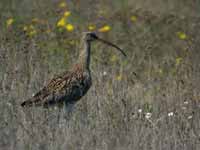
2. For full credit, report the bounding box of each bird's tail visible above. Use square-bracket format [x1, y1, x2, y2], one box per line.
[21, 100, 34, 107]
[21, 97, 40, 107]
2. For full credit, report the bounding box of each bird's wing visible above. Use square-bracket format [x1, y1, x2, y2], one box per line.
[21, 71, 73, 107]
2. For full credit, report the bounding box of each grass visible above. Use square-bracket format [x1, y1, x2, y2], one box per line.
[0, 0, 200, 149]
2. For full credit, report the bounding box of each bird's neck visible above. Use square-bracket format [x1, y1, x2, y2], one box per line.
[78, 40, 91, 70]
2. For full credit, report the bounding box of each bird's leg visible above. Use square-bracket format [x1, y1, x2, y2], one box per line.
[63, 101, 75, 122]
[56, 107, 61, 124]
[56, 102, 64, 124]
[42, 92, 60, 124]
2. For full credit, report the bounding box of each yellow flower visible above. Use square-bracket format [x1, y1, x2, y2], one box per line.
[130, 15, 137, 22]
[6, 18, 14, 27]
[116, 74, 122, 81]
[177, 32, 187, 40]
[176, 57, 183, 65]
[65, 24, 74, 31]
[32, 18, 39, 23]
[29, 25, 35, 30]
[98, 25, 111, 32]
[63, 11, 71, 17]
[23, 25, 37, 37]
[59, 1, 67, 8]
[23, 25, 28, 31]
[28, 30, 37, 37]
[88, 25, 96, 31]
[110, 55, 117, 62]
[57, 17, 66, 27]
[158, 69, 163, 74]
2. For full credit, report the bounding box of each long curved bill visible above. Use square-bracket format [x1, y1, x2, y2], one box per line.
[96, 37, 126, 57]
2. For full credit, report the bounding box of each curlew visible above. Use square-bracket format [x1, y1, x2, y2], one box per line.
[21, 32, 126, 108]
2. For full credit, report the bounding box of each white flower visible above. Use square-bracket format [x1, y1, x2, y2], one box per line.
[138, 109, 142, 113]
[188, 115, 193, 119]
[168, 112, 174, 117]
[103, 71, 107, 76]
[145, 112, 152, 119]
[7, 102, 12, 107]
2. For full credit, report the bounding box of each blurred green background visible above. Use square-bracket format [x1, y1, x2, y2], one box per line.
[0, 0, 200, 150]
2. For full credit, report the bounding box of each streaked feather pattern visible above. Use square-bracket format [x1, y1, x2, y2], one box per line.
[21, 65, 92, 108]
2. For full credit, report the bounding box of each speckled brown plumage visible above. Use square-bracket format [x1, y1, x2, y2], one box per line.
[21, 64, 92, 107]
[21, 32, 125, 108]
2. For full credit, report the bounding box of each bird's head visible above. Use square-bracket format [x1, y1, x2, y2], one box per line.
[83, 32, 98, 42]
[82, 32, 126, 57]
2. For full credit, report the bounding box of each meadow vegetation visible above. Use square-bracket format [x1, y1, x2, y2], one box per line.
[0, 0, 200, 149]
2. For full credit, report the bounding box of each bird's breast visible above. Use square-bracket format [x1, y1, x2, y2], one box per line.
[65, 71, 92, 102]
[81, 72, 92, 94]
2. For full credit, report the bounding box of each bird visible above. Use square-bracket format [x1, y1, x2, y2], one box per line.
[21, 32, 126, 108]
